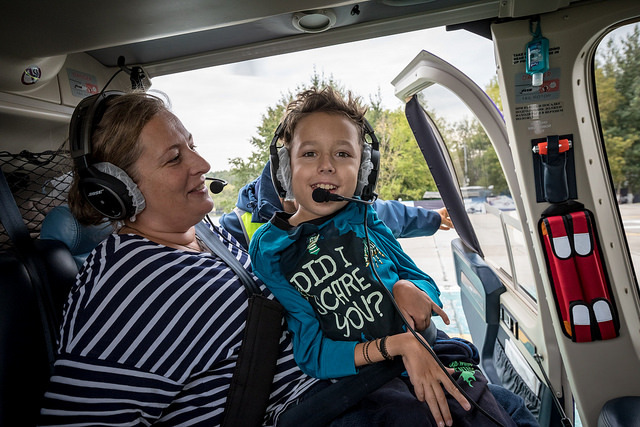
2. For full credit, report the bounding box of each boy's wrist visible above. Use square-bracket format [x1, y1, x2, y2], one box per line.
[392, 279, 414, 296]
[387, 332, 413, 357]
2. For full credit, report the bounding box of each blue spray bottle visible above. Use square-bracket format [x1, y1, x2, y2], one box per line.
[526, 19, 549, 87]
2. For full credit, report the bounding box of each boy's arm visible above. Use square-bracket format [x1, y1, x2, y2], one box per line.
[368, 209, 443, 308]
[249, 223, 358, 379]
[372, 199, 442, 238]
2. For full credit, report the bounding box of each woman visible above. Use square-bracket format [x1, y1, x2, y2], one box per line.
[39, 92, 320, 425]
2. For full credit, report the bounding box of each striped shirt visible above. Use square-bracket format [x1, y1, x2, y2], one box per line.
[40, 223, 318, 426]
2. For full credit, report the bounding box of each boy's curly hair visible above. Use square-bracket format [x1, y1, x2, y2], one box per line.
[279, 86, 368, 147]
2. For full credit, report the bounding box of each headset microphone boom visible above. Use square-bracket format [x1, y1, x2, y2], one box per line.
[311, 187, 373, 205]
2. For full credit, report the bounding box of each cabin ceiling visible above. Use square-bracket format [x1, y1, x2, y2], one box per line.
[2, 0, 587, 78]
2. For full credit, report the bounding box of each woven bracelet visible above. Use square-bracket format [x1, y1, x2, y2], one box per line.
[363, 341, 374, 364]
[379, 336, 393, 360]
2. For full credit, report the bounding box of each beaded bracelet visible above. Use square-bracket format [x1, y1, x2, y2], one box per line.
[363, 340, 374, 364]
[379, 336, 393, 361]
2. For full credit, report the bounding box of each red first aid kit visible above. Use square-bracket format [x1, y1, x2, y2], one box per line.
[539, 208, 619, 342]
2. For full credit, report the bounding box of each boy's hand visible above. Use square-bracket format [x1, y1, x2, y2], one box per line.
[393, 280, 450, 331]
[436, 207, 453, 230]
[390, 332, 471, 427]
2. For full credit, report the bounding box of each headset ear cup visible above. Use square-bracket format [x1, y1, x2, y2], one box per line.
[362, 147, 379, 201]
[80, 169, 132, 220]
[269, 122, 288, 199]
[81, 163, 145, 220]
[275, 148, 294, 200]
[360, 119, 380, 201]
[356, 144, 373, 197]
[69, 90, 143, 219]
[269, 153, 286, 199]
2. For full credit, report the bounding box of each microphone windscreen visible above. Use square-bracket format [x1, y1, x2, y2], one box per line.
[312, 188, 331, 203]
[208, 178, 228, 194]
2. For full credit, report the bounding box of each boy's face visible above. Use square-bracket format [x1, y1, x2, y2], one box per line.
[288, 112, 361, 226]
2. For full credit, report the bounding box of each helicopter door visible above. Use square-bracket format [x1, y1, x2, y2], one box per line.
[391, 50, 558, 424]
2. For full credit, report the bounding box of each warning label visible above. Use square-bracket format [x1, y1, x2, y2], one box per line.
[515, 102, 563, 121]
[67, 69, 99, 98]
[515, 68, 561, 104]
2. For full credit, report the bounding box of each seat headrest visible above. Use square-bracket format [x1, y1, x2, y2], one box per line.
[40, 205, 111, 269]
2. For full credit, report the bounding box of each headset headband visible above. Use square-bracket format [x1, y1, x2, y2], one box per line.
[69, 90, 145, 220]
[70, 90, 125, 171]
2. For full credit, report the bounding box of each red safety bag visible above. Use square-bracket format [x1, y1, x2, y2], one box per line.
[538, 204, 619, 342]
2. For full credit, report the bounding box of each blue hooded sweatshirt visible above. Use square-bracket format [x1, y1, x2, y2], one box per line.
[249, 201, 442, 379]
[219, 161, 443, 249]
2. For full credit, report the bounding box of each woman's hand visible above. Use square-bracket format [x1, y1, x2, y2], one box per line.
[436, 207, 453, 230]
[393, 280, 450, 331]
[390, 332, 471, 427]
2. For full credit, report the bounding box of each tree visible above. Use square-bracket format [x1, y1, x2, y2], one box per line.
[227, 101, 285, 185]
[207, 169, 238, 213]
[596, 25, 640, 193]
[485, 75, 503, 111]
[226, 72, 436, 205]
[374, 108, 436, 200]
[224, 71, 505, 210]
[227, 69, 345, 184]
[595, 66, 632, 192]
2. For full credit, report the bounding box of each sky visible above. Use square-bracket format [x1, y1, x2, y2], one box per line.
[150, 26, 496, 172]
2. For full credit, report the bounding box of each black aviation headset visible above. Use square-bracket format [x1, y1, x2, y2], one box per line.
[69, 90, 146, 220]
[269, 118, 380, 202]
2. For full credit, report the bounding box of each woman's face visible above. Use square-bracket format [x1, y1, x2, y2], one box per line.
[133, 111, 213, 232]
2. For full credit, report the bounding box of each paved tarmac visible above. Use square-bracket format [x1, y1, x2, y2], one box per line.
[399, 231, 471, 340]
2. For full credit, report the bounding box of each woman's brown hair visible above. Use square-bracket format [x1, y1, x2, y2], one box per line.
[68, 92, 168, 225]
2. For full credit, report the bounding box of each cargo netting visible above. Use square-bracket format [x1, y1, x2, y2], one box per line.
[0, 144, 72, 250]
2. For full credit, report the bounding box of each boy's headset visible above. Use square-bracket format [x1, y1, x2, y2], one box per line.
[69, 90, 146, 221]
[269, 118, 380, 202]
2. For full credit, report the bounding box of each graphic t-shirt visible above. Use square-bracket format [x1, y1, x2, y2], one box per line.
[250, 202, 441, 379]
[280, 222, 403, 341]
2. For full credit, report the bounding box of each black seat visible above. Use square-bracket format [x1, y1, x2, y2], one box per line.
[597, 396, 640, 427]
[0, 239, 78, 426]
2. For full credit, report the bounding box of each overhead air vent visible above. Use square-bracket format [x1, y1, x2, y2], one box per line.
[291, 9, 337, 33]
[378, 0, 436, 5]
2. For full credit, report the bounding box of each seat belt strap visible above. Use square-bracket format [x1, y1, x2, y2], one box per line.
[195, 221, 283, 427]
[195, 221, 259, 295]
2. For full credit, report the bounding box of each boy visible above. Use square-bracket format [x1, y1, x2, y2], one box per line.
[249, 87, 521, 427]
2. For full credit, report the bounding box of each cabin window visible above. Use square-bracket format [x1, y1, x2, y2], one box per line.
[415, 87, 538, 302]
[595, 22, 640, 285]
